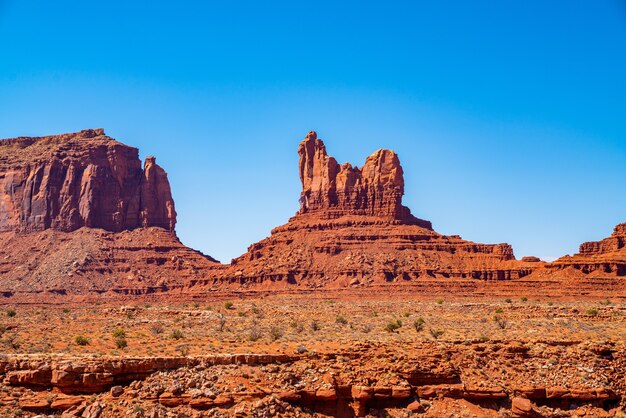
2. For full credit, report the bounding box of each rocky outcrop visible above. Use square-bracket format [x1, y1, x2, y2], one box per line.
[218, 131, 533, 288]
[550, 223, 626, 276]
[0, 129, 176, 233]
[298, 131, 430, 227]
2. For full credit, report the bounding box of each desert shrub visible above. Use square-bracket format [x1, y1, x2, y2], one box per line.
[479, 335, 490, 342]
[290, 321, 304, 333]
[115, 337, 127, 349]
[310, 320, 321, 332]
[586, 309, 598, 316]
[75, 336, 89, 346]
[269, 326, 284, 341]
[494, 308, 503, 314]
[599, 299, 612, 306]
[505, 298, 512, 304]
[248, 326, 261, 342]
[223, 301, 234, 310]
[6, 309, 16, 318]
[493, 315, 507, 329]
[150, 323, 165, 335]
[402, 312, 410, 317]
[413, 317, 425, 332]
[385, 320, 403, 333]
[217, 315, 226, 332]
[547, 301, 554, 306]
[335, 315, 348, 325]
[112, 328, 126, 338]
[521, 297, 528, 302]
[436, 299, 444, 305]
[429, 329, 444, 339]
[362, 324, 374, 333]
[238, 311, 247, 317]
[170, 329, 184, 340]
[62, 308, 70, 314]
[193, 303, 200, 309]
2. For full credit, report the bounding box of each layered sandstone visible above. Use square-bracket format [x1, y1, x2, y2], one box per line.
[298, 131, 430, 227]
[550, 222, 626, 276]
[0, 129, 175, 233]
[0, 129, 218, 299]
[219, 131, 533, 288]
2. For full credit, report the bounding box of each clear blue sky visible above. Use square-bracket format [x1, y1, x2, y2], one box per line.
[1, 1, 625, 262]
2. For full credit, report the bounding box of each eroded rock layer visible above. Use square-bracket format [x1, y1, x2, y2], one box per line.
[0, 129, 175, 233]
[219, 132, 533, 288]
[550, 223, 626, 276]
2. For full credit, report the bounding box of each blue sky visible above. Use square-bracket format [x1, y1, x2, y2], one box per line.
[1, 1, 625, 262]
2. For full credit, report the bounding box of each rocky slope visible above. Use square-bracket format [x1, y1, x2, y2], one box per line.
[0, 129, 218, 299]
[216, 132, 536, 289]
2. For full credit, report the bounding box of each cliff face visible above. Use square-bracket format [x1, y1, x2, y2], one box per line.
[0, 129, 176, 233]
[298, 131, 431, 227]
[218, 131, 532, 289]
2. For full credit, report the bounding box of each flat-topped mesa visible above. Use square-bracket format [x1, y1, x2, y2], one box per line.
[298, 131, 431, 228]
[0, 129, 176, 233]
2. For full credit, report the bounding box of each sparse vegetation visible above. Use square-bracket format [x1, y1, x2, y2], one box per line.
[436, 299, 444, 305]
[269, 326, 284, 341]
[248, 326, 261, 342]
[586, 309, 598, 316]
[495, 308, 503, 314]
[385, 320, 403, 333]
[521, 297, 528, 302]
[116, 337, 127, 349]
[335, 315, 348, 325]
[311, 320, 321, 332]
[223, 301, 234, 310]
[170, 329, 184, 340]
[505, 298, 512, 304]
[413, 317, 425, 332]
[113, 328, 126, 338]
[75, 335, 89, 346]
[6, 309, 16, 318]
[429, 328, 444, 339]
[493, 315, 507, 329]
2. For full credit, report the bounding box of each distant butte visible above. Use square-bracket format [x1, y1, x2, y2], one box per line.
[220, 131, 535, 289]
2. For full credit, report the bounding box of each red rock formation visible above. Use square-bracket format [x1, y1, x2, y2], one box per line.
[0, 129, 176, 233]
[298, 131, 430, 227]
[550, 223, 626, 276]
[0, 129, 218, 299]
[219, 131, 532, 288]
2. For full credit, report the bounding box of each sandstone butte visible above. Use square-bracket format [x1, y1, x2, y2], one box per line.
[0, 129, 218, 299]
[0, 128, 624, 299]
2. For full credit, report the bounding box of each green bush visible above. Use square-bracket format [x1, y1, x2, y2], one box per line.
[75, 336, 89, 346]
[586, 309, 598, 316]
[413, 317, 425, 332]
[223, 301, 234, 310]
[112, 328, 126, 338]
[385, 320, 403, 333]
[116, 337, 127, 349]
[6, 309, 16, 318]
